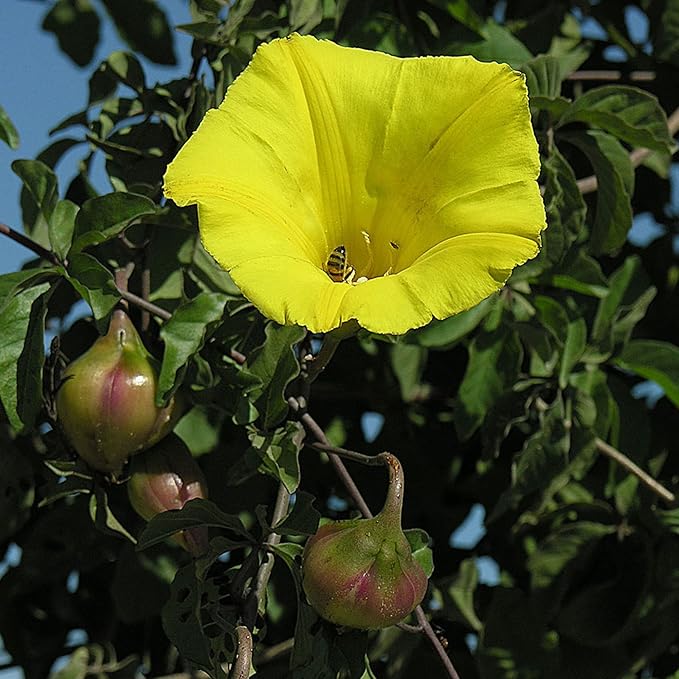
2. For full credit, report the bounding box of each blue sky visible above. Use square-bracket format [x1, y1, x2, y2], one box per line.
[0, 0, 193, 274]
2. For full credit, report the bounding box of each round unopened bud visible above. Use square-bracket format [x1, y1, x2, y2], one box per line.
[302, 454, 428, 629]
[127, 435, 208, 555]
[56, 309, 179, 476]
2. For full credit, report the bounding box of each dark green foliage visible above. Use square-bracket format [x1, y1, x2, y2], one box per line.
[2, 1, 679, 678]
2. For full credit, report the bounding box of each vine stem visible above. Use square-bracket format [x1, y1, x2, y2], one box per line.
[243, 482, 291, 631]
[287, 396, 461, 679]
[0, 222, 59, 264]
[595, 437, 676, 505]
[229, 626, 253, 679]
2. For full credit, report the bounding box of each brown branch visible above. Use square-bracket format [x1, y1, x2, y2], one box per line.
[229, 626, 253, 679]
[287, 396, 461, 679]
[576, 106, 679, 195]
[566, 70, 655, 82]
[595, 437, 676, 505]
[0, 222, 59, 265]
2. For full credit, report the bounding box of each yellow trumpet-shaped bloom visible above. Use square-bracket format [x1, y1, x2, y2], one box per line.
[164, 34, 546, 335]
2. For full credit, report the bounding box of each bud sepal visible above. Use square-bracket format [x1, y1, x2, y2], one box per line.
[127, 435, 209, 555]
[56, 309, 180, 476]
[302, 454, 430, 629]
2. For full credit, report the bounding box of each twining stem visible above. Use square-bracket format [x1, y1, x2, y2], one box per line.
[229, 626, 253, 679]
[243, 482, 291, 631]
[595, 437, 676, 505]
[287, 395, 461, 679]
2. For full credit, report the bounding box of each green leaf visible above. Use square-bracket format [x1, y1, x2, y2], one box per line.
[592, 256, 655, 354]
[49, 647, 89, 679]
[49, 199, 78, 260]
[559, 310, 587, 389]
[528, 521, 615, 589]
[162, 563, 214, 674]
[439, 558, 482, 632]
[65, 253, 119, 323]
[0, 282, 50, 432]
[521, 54, 564, 99]
[248, 323, 305, 430]
[0, 438, 35, 542]
[522, 145, 586, 275]
[71, 192, 156, 253]
[614, 340, 679, 408]
[390, 343, 427, 402]
[655, 0, 679, 65]
[274, 490, 321, 536]
[12, 159, 58, 223]
[157, 291, 229, 405]
[564, 130, 633, 254]
[88, 486, 136, 543]
[42, 0, 100, 67]
[0, 269, 58, 315]
[137, 498, 252, 550]
[464, 21, 533, 68]
[106, 51, 146, 92]
[406, 296, 494, 349]
[290, 0, 324, 32]
[0, 102, 19, 149]
[101, 0, 177, 65]
[558, 85, 674, 152]
[404, 528, 434, 578]
[454, 325, 523, 440]
[227, 421, 305, 493]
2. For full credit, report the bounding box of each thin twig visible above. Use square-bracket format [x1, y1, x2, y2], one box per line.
[566, 70, 655, 82]
[0, 222, 59, 264]
[254, 637, 295, 665]
[288, 396, 460, 679]
[595, 437, 676, 505]
[289, 396, 373, 518]
[576, 106, 679, 195]
[229, 626, 253, 679]
[243, 482, 291, 630]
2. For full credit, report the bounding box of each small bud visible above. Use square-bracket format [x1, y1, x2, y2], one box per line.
[56, 309, 179, 476]
[302, 454, 428, 629]
[127, 435, 209, 555]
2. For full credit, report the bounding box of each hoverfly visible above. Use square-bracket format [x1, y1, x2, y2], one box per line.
[325, 245, 356, 283]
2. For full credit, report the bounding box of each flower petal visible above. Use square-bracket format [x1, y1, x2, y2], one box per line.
[164, 34, 545, 335]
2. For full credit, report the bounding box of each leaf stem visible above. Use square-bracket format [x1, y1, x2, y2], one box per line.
[595, 437, 676, 505]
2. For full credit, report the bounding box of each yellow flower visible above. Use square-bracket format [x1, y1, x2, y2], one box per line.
[164, 34, 545, 335]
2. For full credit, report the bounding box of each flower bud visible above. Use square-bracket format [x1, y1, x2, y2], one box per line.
[302, 454, 428, 629]
[56, 309, 179, 476]
[127, 435, 209, 555]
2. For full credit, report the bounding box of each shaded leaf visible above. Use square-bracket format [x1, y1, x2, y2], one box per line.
[614, 340, 679, 408]
[138, 498, 252, 550]
[404, 527, 434, 578]
[42, 0, 100, 67]
[274, 490, 320, 537]
[101, 0, 177, 65]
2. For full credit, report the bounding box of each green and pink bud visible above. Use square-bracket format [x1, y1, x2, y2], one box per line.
[302, 454, 428, 629]
[56, 309, 179, 476]
[127, 435, 209, 556]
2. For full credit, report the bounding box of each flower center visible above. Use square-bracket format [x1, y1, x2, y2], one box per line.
[324, 232, 401, 284]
